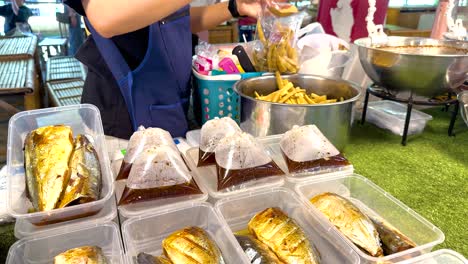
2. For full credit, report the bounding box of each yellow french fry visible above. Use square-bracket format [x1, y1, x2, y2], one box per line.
[275, 71, 283, 90]
[279, 89, 298, 103]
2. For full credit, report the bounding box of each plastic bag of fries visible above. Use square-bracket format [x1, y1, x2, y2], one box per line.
[253, 2, 305, 74]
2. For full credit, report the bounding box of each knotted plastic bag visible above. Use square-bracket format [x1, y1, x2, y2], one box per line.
[116, 126, 177, 180]
[118, 145, 202, 205]
[280, 125, 350, 174]
[214, 132, 284, 191]
[198, 117, 241, 167]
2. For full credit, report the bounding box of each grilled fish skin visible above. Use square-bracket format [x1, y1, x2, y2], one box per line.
[310, 193, 383, 257]
[53, 245, 108, 264]
[162, 226, 223, 264]
[24, 125, 74, 211]
[370, 216, 416, 255]
[137, 253, 173, 264]
[248, 207, 321, 264]
[57, 134, 102, 208]
[235, 234, 284, 264]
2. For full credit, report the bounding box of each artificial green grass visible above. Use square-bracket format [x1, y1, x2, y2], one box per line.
[345, 107, 468, 257]
[0, 107, 466, 261]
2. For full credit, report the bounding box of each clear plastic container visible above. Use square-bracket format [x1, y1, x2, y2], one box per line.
[184, 146, 285, 200]
[116, 170, 209, 218]
[6, 222, 125, 264]
[366, 101, 433, 136]
[215, 187, 360, 264]
[398, 249, 468, 264]
[14, 196, 118, 239]
[185, 129, 201, 147]
[259, 134, 354, 183]
[7, 104, 114, 225]
[295, 174, 445, 263]
[0, 166, 14, 224]
[122, 202, 249, 264]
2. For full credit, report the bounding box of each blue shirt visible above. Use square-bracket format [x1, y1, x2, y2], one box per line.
[0, 4, 32, 34]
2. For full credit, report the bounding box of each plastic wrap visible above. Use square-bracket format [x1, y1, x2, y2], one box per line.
[116, 126, 177, 180]
[252, 2, 305, 73]
[198, 117, 241, 167]
[280, 125, 350, 174]
[214, 132, 284, 191]
[118, 146, 202, 205]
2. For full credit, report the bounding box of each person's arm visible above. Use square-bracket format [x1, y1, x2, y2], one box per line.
[0, 5, 9, 17]
[190, 0, 262, 33]
[82, 0, 191, 38]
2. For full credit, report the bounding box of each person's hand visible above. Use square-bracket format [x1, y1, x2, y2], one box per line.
[236, 0, 264, 18]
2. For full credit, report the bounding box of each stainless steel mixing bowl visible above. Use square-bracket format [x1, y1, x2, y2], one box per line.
[234, 75, 361, 150]
[354, 36, 468, 97]
[459, 91, 468, 127]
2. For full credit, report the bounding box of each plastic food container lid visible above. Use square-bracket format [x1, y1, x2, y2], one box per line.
[122, 202, 248, 264]
[6, 222, 125, 264]
[368, 101, 433, 122]
[295, 173, 445, 264]
[14, 196, 118, 239]
[398, 249, 467, 264]
[6, 104, 114, 226]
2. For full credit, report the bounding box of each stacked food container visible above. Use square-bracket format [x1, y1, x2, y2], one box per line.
[4, 104, 466, 264]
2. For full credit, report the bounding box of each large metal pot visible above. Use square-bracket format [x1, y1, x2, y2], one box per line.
[234, 75, 361, 150]
[459, 91, 468, 127]
[354, 37, 468, 97]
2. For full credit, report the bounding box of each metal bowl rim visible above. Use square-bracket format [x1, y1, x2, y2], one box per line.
[233, 74, 362, 107]
[458, 91, 468, 103]
[354, 36, 468, 58]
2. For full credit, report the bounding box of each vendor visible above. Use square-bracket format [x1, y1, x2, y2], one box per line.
[0, 0, 32, 36]
[64, 0, 261, 139]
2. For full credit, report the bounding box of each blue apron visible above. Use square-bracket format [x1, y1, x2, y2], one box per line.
[85, 6, 192, 137]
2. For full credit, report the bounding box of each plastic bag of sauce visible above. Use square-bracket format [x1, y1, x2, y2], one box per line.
[214, 132, 284, 191]
[280, 125, 350, 174]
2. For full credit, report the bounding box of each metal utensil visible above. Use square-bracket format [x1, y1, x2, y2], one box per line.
[354, 36, 468, 97]
[234, 74, 361, 150]
[459, 91, 468, 127]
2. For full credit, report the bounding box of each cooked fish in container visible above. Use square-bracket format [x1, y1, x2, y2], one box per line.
[370, 216, 416, 255]
[162, 226, 224, 264]
[137, 253, 172, 264]
[24, 125, 75, 212]
[248, 207, 321, 264]
[53, 245, 108, 264]
[58, 134, 102, 208]
[235, 234, 283, 264]
[310, 192, 383, 257]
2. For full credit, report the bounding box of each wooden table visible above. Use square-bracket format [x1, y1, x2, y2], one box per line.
[0, 36, 41, 113]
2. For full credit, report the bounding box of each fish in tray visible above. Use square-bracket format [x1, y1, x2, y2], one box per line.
[310, 193, 383, 257]
[235, 234, 283, 264]
[57, 134, 102, 208]
[53, 245, 108, 264]
[248, 207, 321, 264]
[137, 253, 173, 264]
[162, 226, 224, 264]
[24, 125, 74, 211]
[370, 216, 416, 255]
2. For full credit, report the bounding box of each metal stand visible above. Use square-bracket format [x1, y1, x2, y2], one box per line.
[361, 84, 459, 146]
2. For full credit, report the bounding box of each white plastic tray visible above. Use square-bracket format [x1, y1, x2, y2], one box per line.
[215, 187, 360, 263]
[295, 174, 445, 264]
[398, 249, 468, 264]
[122, 202, 249, 264]
[6, 222, 125, 264]
[366, 101, 433, 136]
[15, 196, 118, 239]
[7, 104, 114, 225]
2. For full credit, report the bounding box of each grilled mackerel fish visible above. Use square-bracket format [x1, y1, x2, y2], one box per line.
[24, 125, 74, 211]
[248, 207, 321, 264]
[235, 234, 284, 264]
[370, 216, 416, 255]
[310, 193, 383, 257]
[137, 252, 173, 264]
[162, 226, 223, 264]
[57, 134, 102, 208]
[53, 245, 108, 264]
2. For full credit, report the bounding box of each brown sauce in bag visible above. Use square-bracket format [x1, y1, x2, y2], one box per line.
[216, 161, 284, 191]
[118, 179, 203, 205]
[282, 151, 350, 174]
[197, 149, 216, 167]
[116, 161, 132, 181]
